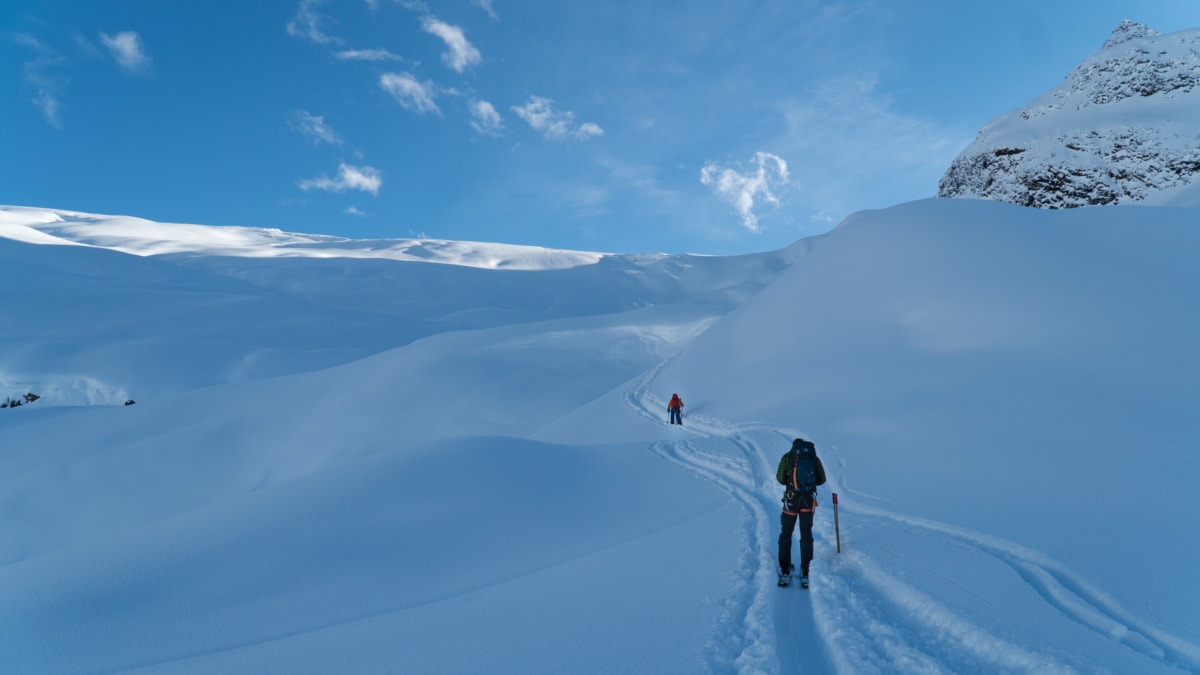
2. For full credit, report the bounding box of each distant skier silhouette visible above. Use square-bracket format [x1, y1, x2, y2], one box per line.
[667, 393, 684, 425]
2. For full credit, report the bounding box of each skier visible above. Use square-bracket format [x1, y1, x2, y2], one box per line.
[667, 393, 684, 425]
[776, 437, 826, 587]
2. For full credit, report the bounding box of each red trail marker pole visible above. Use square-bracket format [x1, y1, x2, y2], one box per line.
[832, 492, 841, 553]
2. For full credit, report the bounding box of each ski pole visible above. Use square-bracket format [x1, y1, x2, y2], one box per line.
[833, 492, 841, 553]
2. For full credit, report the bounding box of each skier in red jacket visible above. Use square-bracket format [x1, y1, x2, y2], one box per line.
[667, 394, 684, 425]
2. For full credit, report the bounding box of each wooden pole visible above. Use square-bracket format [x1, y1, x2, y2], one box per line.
[833, 492, 841, 553]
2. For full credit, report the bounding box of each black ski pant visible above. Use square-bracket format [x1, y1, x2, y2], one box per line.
[778, 510, 814, 575]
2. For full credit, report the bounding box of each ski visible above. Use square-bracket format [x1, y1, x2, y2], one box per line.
[778, 564, 794, 587]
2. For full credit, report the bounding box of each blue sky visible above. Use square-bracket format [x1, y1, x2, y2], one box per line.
[4, 0, 1199, 254]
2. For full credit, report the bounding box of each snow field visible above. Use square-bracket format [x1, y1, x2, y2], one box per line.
[2, 200, 1198, 673]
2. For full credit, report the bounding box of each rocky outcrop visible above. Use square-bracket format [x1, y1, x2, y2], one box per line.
[2, 392, 40, 409]
[938, 21, 1200, 208]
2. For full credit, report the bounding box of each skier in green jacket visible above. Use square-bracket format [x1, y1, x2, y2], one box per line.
[776, 437, 827, 587]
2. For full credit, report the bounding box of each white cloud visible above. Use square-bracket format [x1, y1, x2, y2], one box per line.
[99, 31, 151, 75]
[287, 0, 342, 45]
[468, 99, 503, 135]
[289, 111, 341, 146]
[15, 34, 66, 128]
[298, 163, 382, 195]
[700, 152, 791, 233]
[511, 96, 604, 142]
[576, 122, 604, 138]
[345, 205, 369, 216]
[334, 48, 402, 62]
[380, 72, 439, 114]
[420, 17, 481, 73]
[472, 0, 499, 20]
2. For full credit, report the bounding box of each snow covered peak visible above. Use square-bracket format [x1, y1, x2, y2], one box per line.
[1101, 19, 1159, 49]
[938, 22, 1200, 209]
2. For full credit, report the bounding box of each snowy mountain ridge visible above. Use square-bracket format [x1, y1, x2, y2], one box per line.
[0, 205, 611, 270]
[938, 20, 1200, 208]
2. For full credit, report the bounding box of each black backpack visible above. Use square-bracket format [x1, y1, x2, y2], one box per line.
[781, 441, 818, 514]
[789, 443, 817, 493]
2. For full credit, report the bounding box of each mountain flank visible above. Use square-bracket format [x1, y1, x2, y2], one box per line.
[939, 20, 1200, 208]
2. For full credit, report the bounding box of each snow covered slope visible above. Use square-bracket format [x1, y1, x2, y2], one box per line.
[939, 20, 1200, 208]
[0, 205, 793, 400]
[657, 197, 1200, 671]
[1, 201, 1198, 673]
[0, 205, 607, 269]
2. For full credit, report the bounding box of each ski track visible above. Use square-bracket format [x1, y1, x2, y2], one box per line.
[844, 501, 1200, 673]
[629, 366, 1200, 675]
[626, 368, 829, 674]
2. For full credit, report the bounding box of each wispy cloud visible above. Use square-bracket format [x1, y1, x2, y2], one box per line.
[468, 99, 503, 136]
[289, 111, 341, 146]
[511, 96, 603, 142]
[420, 17, 481, 73]
[298, 163, 382, 195]
[700, 152, 791, 232]
[380, 72, 439, 115]
[99, 31, 151, 75]
[345, 205, 369, 216]
[773, 75, 971, 227]
[334, 48, 402, 62]
[15, 34, 67, 128]
[287, 0, 342, 45]
[472, 0, 499, 20]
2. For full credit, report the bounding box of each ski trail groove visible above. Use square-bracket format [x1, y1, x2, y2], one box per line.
[628, 365, 1199, 673]
[627, 368, 830, 674]
[650, 439, 777, 673]
[843, 502, 1200, 672]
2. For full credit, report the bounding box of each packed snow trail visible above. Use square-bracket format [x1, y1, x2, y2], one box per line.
[624, 368, 835, 674]
[626, 368, 1200, 674]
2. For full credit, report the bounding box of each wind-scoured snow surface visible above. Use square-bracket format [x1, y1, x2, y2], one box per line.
[1, 201, 1197, 674]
